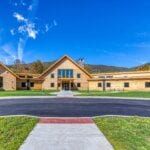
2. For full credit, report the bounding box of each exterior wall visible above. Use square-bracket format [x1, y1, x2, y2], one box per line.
[17, 79, 42, 90]
[42, 59, 90, 90]
[89, 79, 150, 91]
[92, 71, 150, 79]
[0, 66, 16, 90]
[2, 56, 150, 92]
[88, 81, 103, 91]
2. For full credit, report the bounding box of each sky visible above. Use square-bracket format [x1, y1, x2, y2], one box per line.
[0, 0, 150, 67]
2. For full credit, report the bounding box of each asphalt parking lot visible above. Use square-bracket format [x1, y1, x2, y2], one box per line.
[0, 98, 150, 117]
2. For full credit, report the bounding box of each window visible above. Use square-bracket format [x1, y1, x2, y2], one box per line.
[124, 82, 129, 87]
[19, 76, 25, 78]
[99, 76, 105, 78]
[77, 73, 81, 78]
[21, 82, 26, 87]
[30, 82, 34, 87]
[0, 77, 3, 88]
[66, 70, 69, 78]
[27, 76, 33, 78]
[51, 73, 54, 78]
[98, 83, 102, 87]
[50, 83, 54, 87]
[58, 83, 60, 87]
[77, 83, 81, 87]
[71, 83, 74, 87]
[106, 76, 113, 78]
[106, 83, 111, 87]
[145, 82, 150, 88]
[58, 69, 73, 78]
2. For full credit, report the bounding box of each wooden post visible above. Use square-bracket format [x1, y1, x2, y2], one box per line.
[69, 80, 71, 91]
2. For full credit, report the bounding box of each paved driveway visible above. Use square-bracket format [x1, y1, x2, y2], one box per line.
[0, 98, 150, 117]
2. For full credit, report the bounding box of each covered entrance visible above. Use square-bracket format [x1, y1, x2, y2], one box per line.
[62, 82, 69, 90]
[58, 79, 74, 91]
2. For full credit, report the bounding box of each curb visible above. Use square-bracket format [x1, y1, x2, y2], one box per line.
[0, 96, 150, 100]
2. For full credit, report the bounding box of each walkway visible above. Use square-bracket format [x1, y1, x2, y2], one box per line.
[19, 118, 113, 150]
[54, 90, 79, 97]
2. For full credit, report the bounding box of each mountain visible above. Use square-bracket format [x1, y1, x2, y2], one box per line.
[7, 58, 150, 74]
[132, 63, 150, 71]
[84, 64, 129, 73]
[7, 60, 130, 74]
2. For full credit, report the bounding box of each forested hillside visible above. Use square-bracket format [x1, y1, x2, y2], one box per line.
[7, 59, 150, 74]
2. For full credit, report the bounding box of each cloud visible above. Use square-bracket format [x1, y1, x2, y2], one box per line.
[28, 5, 33, 11]
[20, 0, 26, 6]
[8, 0, 57, 63]
[17, 38, 25, 61]
[2, 44, 16, 60]
[18, 22, 38, 39]
[135, 59, 148, 65]
[0, 44, 17, 64]
[45, 24, 49, 32]
[13, 12, 28, 22]
[126, 42, 150, 49]
[13, 12, 38, 39]
[26, 24, 38, 39]
[10, 29, 15, 35]
[10, 0, 26, 7]
[136, 31, 150, 38]
[53, 19, 58, 26]
[13, 2, 18, 6]
[44, 20, 58, 33]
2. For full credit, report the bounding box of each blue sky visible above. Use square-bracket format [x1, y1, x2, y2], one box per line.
[0, 0, 150, 67]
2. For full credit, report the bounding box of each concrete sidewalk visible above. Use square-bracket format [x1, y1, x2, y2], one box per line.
[0, 95, 150, 100]
[19, 118, 113, 150]
[53, 90, 80, 97]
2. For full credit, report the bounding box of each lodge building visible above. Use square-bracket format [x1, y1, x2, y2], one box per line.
[1, 55, 150, 91]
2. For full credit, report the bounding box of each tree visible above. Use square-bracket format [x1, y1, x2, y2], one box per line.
[30, 60, 44, 74]
[12, 59, 26, 73]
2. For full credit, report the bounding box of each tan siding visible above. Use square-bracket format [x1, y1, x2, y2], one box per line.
[17, 80, 42, 90]
[0, 66, 16, 90]
[42, 59, 89, 90]
[89, 79, 150, 91]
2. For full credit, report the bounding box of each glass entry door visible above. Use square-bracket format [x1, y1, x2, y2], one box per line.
[62, 83, 69, 90]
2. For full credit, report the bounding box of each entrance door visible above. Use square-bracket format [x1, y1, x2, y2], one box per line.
[62, 83, 69, 90]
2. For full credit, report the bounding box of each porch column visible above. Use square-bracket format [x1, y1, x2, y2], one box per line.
[60, 80, 62, 90]
[69, 80, 71, 91]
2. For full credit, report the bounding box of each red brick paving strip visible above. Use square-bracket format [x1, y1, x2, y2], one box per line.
[39, 118, 94, 124]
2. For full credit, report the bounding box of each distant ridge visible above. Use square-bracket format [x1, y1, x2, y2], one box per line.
[133, 63, 150, 71]
[84, 64, 129, 73]
[7, 59, 150, 73]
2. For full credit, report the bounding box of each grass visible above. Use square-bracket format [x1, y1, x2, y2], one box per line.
[78, 90, 150, 98]
[0, 90, 58, 96]
[94, 116, 150, 150]
[0, 116, 38, 150]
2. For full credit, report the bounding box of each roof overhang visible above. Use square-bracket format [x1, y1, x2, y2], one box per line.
[88, 77, 150, 81]
[0, 62, 19, 78]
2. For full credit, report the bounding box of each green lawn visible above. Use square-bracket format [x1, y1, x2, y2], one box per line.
[94, 116, 150, 150]
[78, 90, 150, 98]
[0, 117, 38, 150]
[0, 90, 58, 96]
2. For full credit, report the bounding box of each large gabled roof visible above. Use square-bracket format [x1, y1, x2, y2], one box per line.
[0, 62, 19, 78]
[39, 55, 92, 78]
